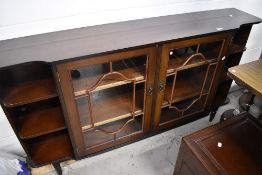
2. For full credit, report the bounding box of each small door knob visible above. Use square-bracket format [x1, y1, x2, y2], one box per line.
[159, 82, 164, 91]
[148, 86, 153, 96]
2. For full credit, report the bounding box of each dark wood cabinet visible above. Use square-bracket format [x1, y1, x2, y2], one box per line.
[0, 8, 261, 168]
[173, 114, 262, 175]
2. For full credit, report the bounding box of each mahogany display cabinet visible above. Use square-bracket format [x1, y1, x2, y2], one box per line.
[0, 8, 261, 170]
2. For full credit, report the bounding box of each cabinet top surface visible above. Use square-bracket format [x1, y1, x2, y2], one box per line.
[0, 8, 261, 68]
[228, 60, 262, 98]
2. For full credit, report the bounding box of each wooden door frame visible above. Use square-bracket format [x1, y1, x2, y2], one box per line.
[55, 46, 157, 157]
[152, 32, 234, 129]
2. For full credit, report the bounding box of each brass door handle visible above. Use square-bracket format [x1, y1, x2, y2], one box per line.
[147, 86, 153, 96]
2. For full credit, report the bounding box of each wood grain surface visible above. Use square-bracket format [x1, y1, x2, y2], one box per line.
[228, 59, 262, 98]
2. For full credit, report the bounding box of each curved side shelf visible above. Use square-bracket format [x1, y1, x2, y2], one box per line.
[3, 78, 57, 107]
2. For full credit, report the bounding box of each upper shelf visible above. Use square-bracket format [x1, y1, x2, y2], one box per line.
[72, 56, 147, 97]
[3, 78, 57, 107]
[167, 55, 207, 74]
[73, 66, 145, 97]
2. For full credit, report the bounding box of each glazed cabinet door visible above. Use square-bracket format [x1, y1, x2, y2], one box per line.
[153, 33, 232, 129]
[56, 47, 156, 157]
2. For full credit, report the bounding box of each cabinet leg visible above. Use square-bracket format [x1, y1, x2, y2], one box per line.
[52, 162, 62, 175]
[209, 110, 217, 122]
[209, 97, 231, 122]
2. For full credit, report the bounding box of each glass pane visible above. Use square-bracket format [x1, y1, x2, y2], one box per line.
[71, 63, 109, 96]
[199, 41, 223, 61]
[164, 64, 208, 105]
[160, 94, 207, 124]
[77, 83, 144, 130]
[113, 55, 147, 82]
[182, 94, 207, 116]
[168, 45, 199, 73]
[160, 107, 181, 124]
[116, 115, 143, 139]
[83, 115, 143, 149]
[70, 54, 148, 150]
[204, 64, 216, 93]
[71, 55, 147, 97]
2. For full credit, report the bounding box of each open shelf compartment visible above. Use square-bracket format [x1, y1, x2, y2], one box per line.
[28, 131, 73, 166]
[3, 78, 57, 107]
[17, 98, 66, 139]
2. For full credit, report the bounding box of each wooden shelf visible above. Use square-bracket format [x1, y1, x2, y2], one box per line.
[167, 55, 206, 74]
[74, 66, 145, 97]
[30, 132, 73, 166]
[79, 87, 144, 131]
[84, 116, 142, 148]
[19, 107, 66, 139]
[163, 76, 203, 106]
[3, 78, 57, 107]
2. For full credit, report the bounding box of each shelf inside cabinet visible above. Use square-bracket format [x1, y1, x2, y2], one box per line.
[72, 57, 146, 97]
[19, 106, 66, 139]
[167, 55, 206, 74]
[83, 115, 143, 148]
[77, 84, 145, 131]
[164, 66, 208, 106]
[163, 79, 201, 106]
[30, 132, 73, 166]
[74, 67, 145, 97]
[3, 78, 57, 107]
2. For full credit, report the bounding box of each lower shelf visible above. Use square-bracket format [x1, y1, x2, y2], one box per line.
[77, 83, 144, 130]
[29, 131, 73, 166]
[160, 95, 208, 125]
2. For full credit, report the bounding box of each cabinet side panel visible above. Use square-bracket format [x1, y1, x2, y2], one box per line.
[174, 141, 210, 175]
[56, 64, 86, 157]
